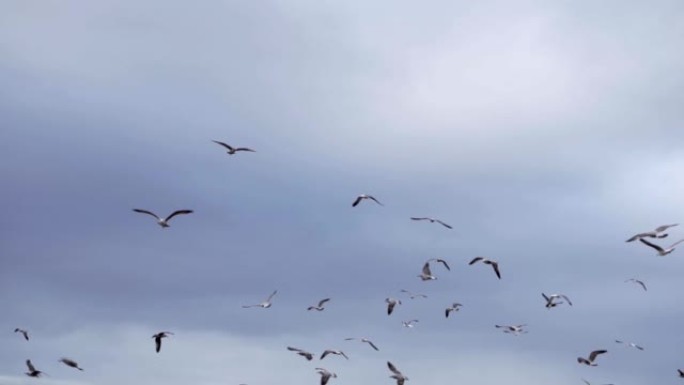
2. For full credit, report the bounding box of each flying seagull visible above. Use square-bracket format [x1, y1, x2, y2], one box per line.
[316, 368, 337, 385]
[308, 298, 331, 311]
[344, 337, 379, 351]
[469, 257, 501, 279]
[399, 289, 427, 299]
[14, 328, 29, 341]
[495, 324, 527, 335]
[242, 290, 278, 309]
[418, 258, 450, 281]
[352, 194, 383, 207]
[445, 302, 463, 318]
[25, 360, 45, 377]
[542, 293, 573, 308]
[638, 238, 684, 256]
[287, 346, 314, 361]
[625, 278, 647, 291]
[615, 340, 644, 350]
[320, 349, 349, 360]
[402, 319, 419, 328]
[152, 331, 174, 353]
[387, 361, 409, 385]
[132, 209, 193, 228]
[59, 358, 84, 371]
[626, 224, 678, 242]
[577, 349, 608, 366]
[410, 217, 453, 229]
[385, 298, 402, 315]
[211, 140, 256, 155]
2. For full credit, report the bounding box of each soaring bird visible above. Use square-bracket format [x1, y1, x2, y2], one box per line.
[344, 337, 379, 351]
[626, 224, 678, 242]
[615, 340, 644, 350]
[577, 350, 608, 366]
[320, 350, 349, 360]
[307, 298, 331, 311]
[410, 217, 453, 229]
[242, 290, 278, 309]
[625, 278, 647, 291]
[287, 346, 314, 361]
[638, 238, 684, 256]
[352, 194, 383, 207]
[542, 293, 573, 308]
[387, 361, 409, 385]
[25, 360, 45, 377]
[445, 303, 463, 318]
[495, 324, 527, 335]
[418, 259, 450, 281]
[469, 257, 501, 279]
[211, 140, 256, 155]
[132, 209, 193, 228]
[316, 368, 337, 385]
[385, 298, 402, 315]
[399, 289, 427, 300]
[152, 331, 174, 353]
[14, 328, 29, 341]
[59, 358, 84, 371]
[402, 319, 419, 328]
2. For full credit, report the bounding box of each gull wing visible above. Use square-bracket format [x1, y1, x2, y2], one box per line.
[655, 223, 678, 232]
[588, 349, 607, 362]
[165, 210, 194, 222]
[132, 209, 161, 220]
[469, 257, 484, 265]
[639, 238, 665, 253]
[410, 217, 428, 221]
[387, 361, 402, 375]
[421, 262, 432, 276]
[436, 220, 453, 229]
[212, 140, 234, 151]
[26, 360, 36, 372]
[266, 290, 278, 302]
[234, 147, 256, 152]
[367, 195, 383, 206]
[667, 238, 684, 248]
[352, 196, 363, 207]
[429, 258, 450, 271]
[317, 298, 331, 307]
[490, 262, 501, 279]
[365, 340, 379, 351]
[560, 295, 573, 306]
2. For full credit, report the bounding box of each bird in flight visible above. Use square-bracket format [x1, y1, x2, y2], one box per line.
[307, 298, 331, 311]
[242, 290, 278, 309]
[387, 361, 409, 385]
[410, 217, 453, 229]
[495, 324, 527, 335]
[469, 257, 501, 279]
[445, 302, 463, 318]
[344, 337, 379, 351]
[152, 331, 174, 353]
[320, 349, 349, 360]
[615, 340, 644, 350]
[132, 209, 193, 228]
[352, 194, 383, 207]
[402, 319, 419, 328]
[14, 328, 29, 341]
[577, 349, 608, 366]
[624, 278, 647, 291]
[287, 346, 314, 361]
[418, 258, 451, 280]
[25, 360, 45, 377]
[542, 293, 573, 308]
[316, 367, 337, 385]
[638, 238, 684, 256]
[59, 358, 84, 371]
[625, 224, 678, 242]
[399, 289, 427, 300]
[211, 140, 256, 155]
[385, 298, 402, 315]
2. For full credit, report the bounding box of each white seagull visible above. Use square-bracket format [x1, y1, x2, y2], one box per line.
[399, 289, 427, 299]
[287, 346, 314, 361]
[615, 340, 644, 350]
[352, 194, 383, 207]
[625, 278, 647, 291]
[445, 302, 463, 318]
[469, 257, 501, 279]
[402, 319, 419, 328]
[638, 238, 684, 256]
[542, 293, 573, 308]
[316, 368, 337, 385]
[242, 290, 278, 309]
[320, 349, 349, 360]
[308, 298, 331, 311]
[495, 324, 527, 335]
[14, 328, 29, 341]
[577, 349, 607, 366]
[387, 361, 409, 385]
[212, 140, 256, 155]
[344, 337, 379, 351]
[626, 224, 678, 242]
[59, 358, 84, 371]
[417, 258, 450, 281]
[410, 217, 453, 229]
[385, 298, 402, 315]
[132, 209, 193, 228]
[152, 331, 174, 353]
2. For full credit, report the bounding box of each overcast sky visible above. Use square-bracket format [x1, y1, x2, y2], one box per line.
[1, 1, 684, 384]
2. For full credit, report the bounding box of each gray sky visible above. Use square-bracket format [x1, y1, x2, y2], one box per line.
[1, 0, 684, 384]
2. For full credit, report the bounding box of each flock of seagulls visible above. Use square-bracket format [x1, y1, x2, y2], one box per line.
[10, 139, 684, 385]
